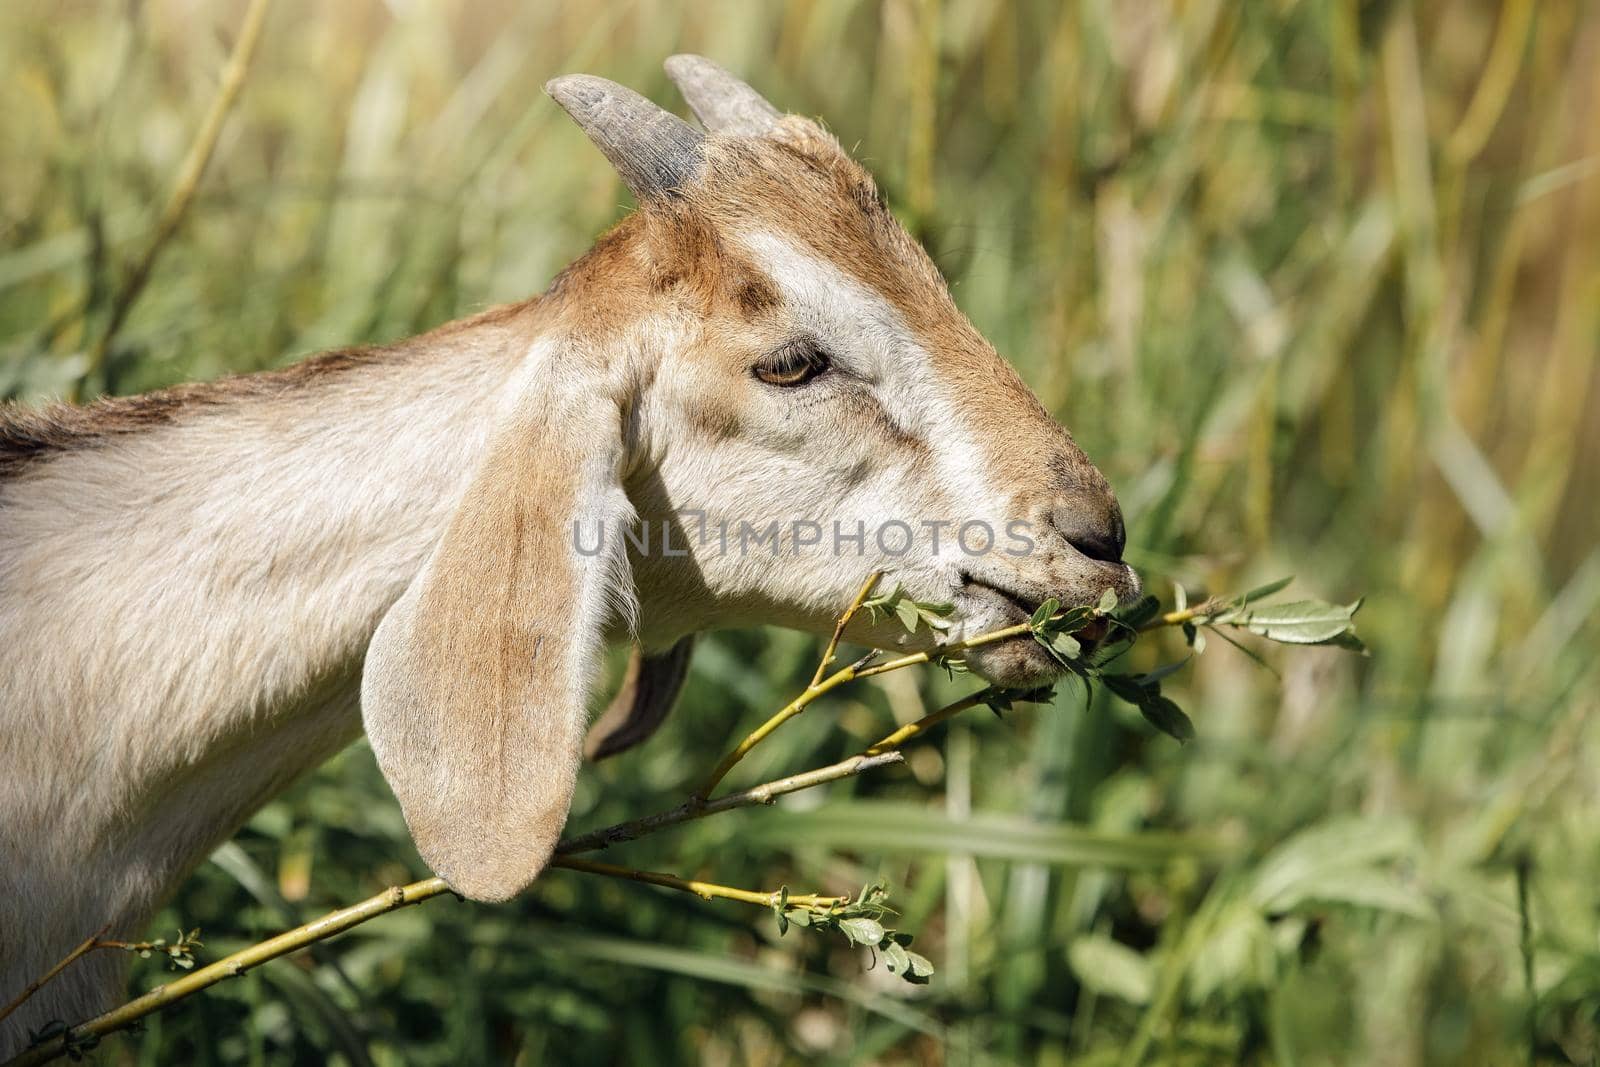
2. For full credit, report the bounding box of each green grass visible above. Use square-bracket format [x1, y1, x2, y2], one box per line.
[3, 1, 1598, 1063]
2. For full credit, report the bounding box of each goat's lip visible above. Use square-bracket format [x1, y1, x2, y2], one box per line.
[959, 573, 1040, 621]
[959, 574, 1112, 649]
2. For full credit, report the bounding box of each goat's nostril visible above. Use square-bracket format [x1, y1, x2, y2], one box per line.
[1068, 528, 1123, 564]
[1048, 504, 1126, 564]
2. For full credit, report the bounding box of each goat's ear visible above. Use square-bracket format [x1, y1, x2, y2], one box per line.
[584, 637, 695, 761]
[360, 363, 633, 902]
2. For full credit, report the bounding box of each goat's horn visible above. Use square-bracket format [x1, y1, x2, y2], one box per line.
[545, 74, 705, 200]
[664, 54, 781, 137]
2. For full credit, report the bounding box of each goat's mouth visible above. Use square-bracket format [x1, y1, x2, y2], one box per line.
[960, 573, 1039, 621]
[960, 575, 1108, 639]
[955, 572, 1120, 686]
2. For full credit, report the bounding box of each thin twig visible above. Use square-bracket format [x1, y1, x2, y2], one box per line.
[853, 619, 1039, 678]
[696, 600, 1162, 798]
[5, 881, 449, 1067]
[696, 572, 883, 799]
[563, 690, 993, 856]
[559, 751, 906, 855]
[71, 0, 273, 401]
[865, 691, 994, 755]
[5, 605, 1186, 1065]
[693, 662, 865, 801]
[5, 849, 858, 1066]
[0, 926, 109, 1027]
[698, 571, 1071, 800]
[810, 570, 883, 688]
[552, 857, 845, 909]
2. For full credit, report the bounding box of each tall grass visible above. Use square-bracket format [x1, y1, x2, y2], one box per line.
[2, 1, 1597, 1063]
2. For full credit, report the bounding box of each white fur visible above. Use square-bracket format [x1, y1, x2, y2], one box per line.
[0, 227, 1130, 1054]
[0, 332, 516, 1048]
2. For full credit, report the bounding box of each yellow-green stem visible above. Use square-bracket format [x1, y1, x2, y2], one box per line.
[865, 691, 992, 755]
[553, 857, 846, 909]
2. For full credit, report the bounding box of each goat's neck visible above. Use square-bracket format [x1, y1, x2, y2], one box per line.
[0, 311, 530, 1043]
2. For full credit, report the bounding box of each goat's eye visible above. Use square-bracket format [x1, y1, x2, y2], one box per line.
[753, 339, 830, 387]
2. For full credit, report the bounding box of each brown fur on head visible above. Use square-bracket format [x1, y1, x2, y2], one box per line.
[366, 58, 1138, 901]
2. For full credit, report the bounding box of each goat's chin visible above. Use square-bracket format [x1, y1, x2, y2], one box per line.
[962, 636, 1064, 689]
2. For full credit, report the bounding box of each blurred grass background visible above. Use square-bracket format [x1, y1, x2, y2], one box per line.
[3, 0, 1598, 1063]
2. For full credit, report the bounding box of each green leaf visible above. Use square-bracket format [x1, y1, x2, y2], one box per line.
[1209, 624, 1280, 677]
[883, 940, 911, 975]
[1135, 657, 1190, 688]
[1049, 631, 1082, 661]
[1030, 597, 1060, 629]
[1138, 695, 1196, 743]
[1240, 575, 1294, 602]
[784, 908, 812, 927]
[838, 917, 886, 946]
[1322, 631, 1370, 654]
[1249, 817, 1422, 912]
[1097, 588, 1120, 614]
[1113, 594, 1161, 628]
[1068, 935, 1153, 1004]
[1225, 599, 1362, 644]
[894, 597, 921, 633]
[1098, 672, 1150, 705]
[1268, 868, 1434, 920]
[904, 951, 935, 982]
[1188, 903, 1277, 1002]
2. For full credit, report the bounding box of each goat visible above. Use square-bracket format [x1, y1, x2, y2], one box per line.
[0, 56, 1137, 1051]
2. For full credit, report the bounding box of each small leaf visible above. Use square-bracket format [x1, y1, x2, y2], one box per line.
[904, 951, 935, 981]
[1098, 673, 1149, 705]
[839, 917, 886, 945]
[1030, 598, 1060, 629]
[1113, 594, 1161, 628]
[894, 597, 921, 633]
[1069, 935, 1154, 1004]
[1322, 631, 1369, 654]
[1049, 631, 1082, 661]
[785, 908, 812, 928]
[981, 690, 1013, 716]
[883, 940, 911, 975]
[1135, 657, 1190, 688]
[1138, 695, 1196, 743]
[1173, 583, 1188, 612]
[1210, 625, 1280, 676]
[31, 1020, 69, 1043]
[1240, 576, 1293, 602]
[1229, 599, 1361, 645]
[1097, 588, 1120, 614]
